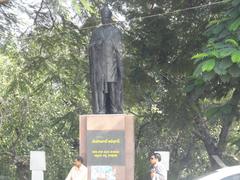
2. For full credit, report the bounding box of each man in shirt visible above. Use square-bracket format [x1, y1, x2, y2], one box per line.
[149, 153, 167, 180]
[65, 156, 88, 180]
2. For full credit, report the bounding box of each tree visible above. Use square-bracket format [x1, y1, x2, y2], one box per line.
[189, 0, 240, 169]
[115, 0, 229, 178]
[0, 1, 92, 179]
[1, 0, 239, 179]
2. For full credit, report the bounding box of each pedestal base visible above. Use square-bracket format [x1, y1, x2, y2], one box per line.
[79, 114, 135, 180]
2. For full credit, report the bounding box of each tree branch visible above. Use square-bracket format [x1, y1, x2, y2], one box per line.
[34, 0, 44, 25]
[46, 5, 55, 30]
[0, 0, 9, 5]
[135, 121, 151, 150]
[217, 89, 240, 152]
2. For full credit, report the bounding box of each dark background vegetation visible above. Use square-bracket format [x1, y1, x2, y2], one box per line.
[0, 0, 240, 179]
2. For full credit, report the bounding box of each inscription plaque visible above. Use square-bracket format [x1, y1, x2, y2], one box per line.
[87, 130, 125, 165]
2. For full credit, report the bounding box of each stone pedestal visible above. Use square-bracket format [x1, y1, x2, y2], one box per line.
[79, 114, 134, 180]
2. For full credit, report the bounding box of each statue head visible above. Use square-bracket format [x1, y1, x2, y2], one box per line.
[100, 5, 112, 24]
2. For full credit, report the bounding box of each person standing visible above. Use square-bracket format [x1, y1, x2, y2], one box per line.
[89, 4, 123, 114]
[149, 153, 167, 180]
[65, 156, 88, 180]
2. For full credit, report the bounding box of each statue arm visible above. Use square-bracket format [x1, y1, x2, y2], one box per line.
[89, 30, 99, 82]
[114, 29, 123, 79]
[89, 35, 95, 86]
[89, 31, 98, 112]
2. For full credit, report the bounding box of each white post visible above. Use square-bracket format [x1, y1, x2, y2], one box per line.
[32, 171, 44, 180]
[155, 151, 170, 180]
[30, 151, 46, 180]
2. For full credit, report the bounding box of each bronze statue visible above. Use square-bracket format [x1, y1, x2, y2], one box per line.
[89, 5, 123, 114]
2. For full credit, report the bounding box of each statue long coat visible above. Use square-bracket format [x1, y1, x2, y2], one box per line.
[89, 24, 123, 113]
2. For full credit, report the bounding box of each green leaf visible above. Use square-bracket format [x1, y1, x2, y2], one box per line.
[207, 19, 221, 27]
[228, 65, 240, 77]
[192, 53, 208, 59]
[205, 106, 220, 119]
[193, 62, 204, 77]
[226, 6, 239, 18]
[72, 0, 94, 15]
[194, 78, 205, 87]
[201, 59, 216, 72]
[212, 42, 229, 49]
[208, 24, 224, 35]
[185, 84, 195, 93]
[231, 139, 240, 153]
[221, 104, 233, 115]
[216, 30, 230, 41]
[232, 0, 240, 6]
[229, 17, 240, 31]
[220, 74, 231, 83]
[80, 0, 94, 13]
[214, 59, 232, 75]
[231, 50, 240, 63]
[206, 104, 233, 120]
[215, 48, 235, 58]
[202, 71, 216, 81]
[214, 66, 227, 75]
[220, 58, 233, 69]
[225, 39, 239, 47]
[72, 0, 81, 15]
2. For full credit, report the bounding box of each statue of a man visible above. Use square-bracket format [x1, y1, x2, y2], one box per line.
[89, 5, 123, 114]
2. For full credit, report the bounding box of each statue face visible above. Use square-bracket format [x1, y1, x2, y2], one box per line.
[101, 6, 112, 24]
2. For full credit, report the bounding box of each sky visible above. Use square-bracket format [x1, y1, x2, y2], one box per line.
[1, 0, 127, 38]
[4, 0, 75, 34]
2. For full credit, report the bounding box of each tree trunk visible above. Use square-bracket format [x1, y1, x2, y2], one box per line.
[192, 89, 240, 169]
[16, 162, 29, 180]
